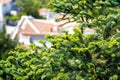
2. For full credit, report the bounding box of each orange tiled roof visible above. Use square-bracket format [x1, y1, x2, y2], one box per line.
[38, 8, 50, 13]
[0, 0, 11, 4]
[21, 32, 59, 36]
[20, 23, 36, 34]
[31, 20, 54, 33]
[18, 19, 59, 36]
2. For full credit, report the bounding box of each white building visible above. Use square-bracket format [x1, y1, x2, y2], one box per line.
[0, 0, 12, 15]
[11, 15, 96, 47]
[11, 16, 60, 46]
[0, 0, 12, 30]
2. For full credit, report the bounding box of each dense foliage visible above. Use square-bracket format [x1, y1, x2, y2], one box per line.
[0, 27, 16, 60]
[6, 12, 27, 21]
[0, 0, 120, 79]
[0, 30, 120, 79]
[50, 0, 120, 39]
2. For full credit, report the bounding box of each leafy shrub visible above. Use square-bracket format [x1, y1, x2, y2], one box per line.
[0, 29, 120, 79]
[6, 12, 27, 21]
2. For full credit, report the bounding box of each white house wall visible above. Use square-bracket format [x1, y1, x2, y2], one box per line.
[0, 4, 3, 17]
[19, 34, 53, 47]
[61, 25, 74, 34]
[19, 34, 30, 45]
[6, 26, 16, 35]
[0, 2, 12, 31]
[19, 35, 45, 45]
[30, 36, 45, 47]
[0, 4, 4, 31]
[31, 36, 52, 47]
[31, 36, 45, 43]
[60, 22, 77, 34]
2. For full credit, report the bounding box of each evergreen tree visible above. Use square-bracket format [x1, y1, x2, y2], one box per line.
[0, 0, 120, 79]
[50, 0, 120, 39]
[0, 26, 16, 60]
[0, 30, 120, 79]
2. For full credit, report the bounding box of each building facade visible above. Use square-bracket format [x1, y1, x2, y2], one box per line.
[0, 0, 12, 31]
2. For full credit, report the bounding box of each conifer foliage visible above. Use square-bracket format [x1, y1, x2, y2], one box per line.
[0, 27, 16, 60]
[0, 0, 120, 80]
[0, 30, 120, 79]
[50, 0, 120, 39]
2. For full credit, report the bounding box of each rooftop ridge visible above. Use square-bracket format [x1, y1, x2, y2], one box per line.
[27, 20, 40, 34]
[33, 19, 59, 25]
